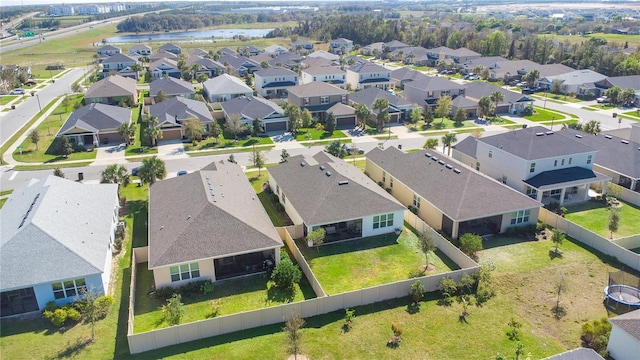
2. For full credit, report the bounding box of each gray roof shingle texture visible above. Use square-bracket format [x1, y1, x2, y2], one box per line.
[85, 75, 137, 99]
[1, 176, 118, 290]
[524, 167, 609, 188]
[288, 82, 348, 98]
[149, 161, 282, 268]
[149, 97, 213, 125]
[203, 74, 253, 96]
[150, 77, 195, 97]
[349, 87, 412, 109]
[609, 309, 640, 341]
[543, 348, 604, 360]
[220, 96, 284, 119]
[367, 147, 540, 221]
[59, 103, 131, 134]
[268, 152, 405, 225]
[452, 136, 478, 157]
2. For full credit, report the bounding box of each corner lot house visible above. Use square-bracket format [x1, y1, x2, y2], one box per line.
[607, 309, 640, 360]
[268, 152, 406, 241]
[1, 176, 119, 317]
[452, 126, 611, 205]
[220, 96, 289, 132]
[366, 147, 541, 239]
[84, 75, 138, 106]
[148, 161, 282, 288]
[203, 74, 253, 103]
[57, 103, 131, 146]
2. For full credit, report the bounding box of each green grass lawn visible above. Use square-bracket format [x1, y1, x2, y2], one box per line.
[184, 135, 274, 151]
[564, 200, 640, 238]
[0, 96, 17, 105]
[411, 118, 476, 131]
[295, 128, 347, 141]
[622, 110, 640, 118]
[582, 106, 598, 111]
[297, 226, 458, 295]
[542, 33, 640, 49]
[524, 107, 568, 122]
[134, 262, 316, 333]
[247, 172, 291, 227]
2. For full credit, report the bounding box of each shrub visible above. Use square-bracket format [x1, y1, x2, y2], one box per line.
[94, 295, 114, 319]
[44, 308, 68, 327]
[522, 105, 533, 116]
[458, 273, 476, 295]
[387, 323, 403, 348]
[66, 307, 81, 322]
[439, 277, 457, 306]
[391, 323, 403, 336]
[459, 233, 483, 257]
[201, 281, 214, 295]
[475, 283, 495, 306]
[506, 318, 522, 341]
[581, 318, 612, 356]
[162, 293, 184, 326]
[343, 308, 355, 332]
[271, 258, 302, 291]
[409, 280, 425, 304]
[208, 299, 222, 318]
[44, 300, 58, 312]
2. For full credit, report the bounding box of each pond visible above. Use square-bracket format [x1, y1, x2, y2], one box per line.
[105, 28, 272, 43]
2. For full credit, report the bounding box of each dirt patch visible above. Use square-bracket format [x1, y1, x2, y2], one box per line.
[287, 355, 310, 360]
[419, 264, 437, 273]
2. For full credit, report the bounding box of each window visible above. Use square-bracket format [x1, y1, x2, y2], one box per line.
[320, 96, 329, 104]
[510, 210, 530, 225]
[170, 263, 200, 282]
[276, 184, 280, 195]
[501, 175, 507, 184]
[413, 194, 421, 208]
[390, 177, 394, 188]
[554, 160, 558, 167]
[382, 171, 386, 183]
[561, 159, 565, 166]
[476, 162, 480, 171]
[569, 157, 572, 165]
[303, 98, 309, 105]
[530, 163, 535, 173]
[488, 149, 493, 158]
[52, 278, 86, 299]
[373, 213, 394, 229]
[587, 155, 592, 164]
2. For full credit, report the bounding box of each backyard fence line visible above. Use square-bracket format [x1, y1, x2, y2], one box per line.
[613, 235, 640, 250]
[277, 225, 327, 298]
[133, 247, 148, 263]
[127, 250, 139, 342]
[539, 208, 640, 271]
[608, 183, 640, 208]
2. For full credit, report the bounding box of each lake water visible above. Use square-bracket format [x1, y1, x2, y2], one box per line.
[106, 28, 272, 43]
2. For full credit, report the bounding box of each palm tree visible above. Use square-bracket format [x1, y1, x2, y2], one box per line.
[373, 98, 390, 132]
[478, 96, 494, 120]
[441, 133, 458, 156]
[620, 88, 636, 107]
[138, 156, 167, 185]
[100, 164, 131, 187]
[583, 120, 601, 135]
[523, 69, 540, 87]
[354, 103, 371, 128]
[490, 91, 504, 117]
[117, 122, 136, 146]
[423, 138, 438, 149]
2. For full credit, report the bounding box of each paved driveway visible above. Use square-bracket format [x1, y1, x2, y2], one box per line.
[94, 143, 127, 165]
[157, 139, 187, 159]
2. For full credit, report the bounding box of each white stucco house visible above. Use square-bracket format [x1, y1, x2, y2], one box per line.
[607, 309, 640, 360]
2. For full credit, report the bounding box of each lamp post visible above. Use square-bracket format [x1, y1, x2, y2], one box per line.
[551, 115, 555, 131]
[35, 94, 42, 112]
[543, 89, 548, 110]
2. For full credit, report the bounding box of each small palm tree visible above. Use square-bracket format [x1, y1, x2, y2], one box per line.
[100, 164, 131, 187]
[355, 103, 371, 128]
[373, 98, 390, 132]
[490, 91, 504, 117]
[441, 133, 458, 156]
[583, 120, 601, 135]
[147, 115, 163, 147]
[138, 156, 167, 185]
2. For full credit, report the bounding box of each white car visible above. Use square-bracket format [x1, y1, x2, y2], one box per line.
[10, 88, 26, 95]
[596, 96, 609, 104]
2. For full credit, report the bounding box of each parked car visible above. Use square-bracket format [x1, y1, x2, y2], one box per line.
[596, 96, 609, 104]
[24, 80, 37, 86]
[10, 88, 25, 95]
[177, 170, 188, 176]
[521, 88, 534, 95]
[131, 167, 139, 176]
[346, 146, 365, 154]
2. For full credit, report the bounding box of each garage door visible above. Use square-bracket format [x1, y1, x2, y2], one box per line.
[162, 129, 182, 140]
[496, 105, 509, 114]
[336, 116, 356, 128]
[389, 113, 400, 123]
[264, 121, 287, 132]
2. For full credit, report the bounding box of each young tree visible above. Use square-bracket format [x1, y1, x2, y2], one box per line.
[56, 136, 73, 157]
[325, 140, 347, 158]
[162, 293, 184, 326]
[283, 311, 305, 360]
[453, 108, 466, 125]
[441, 133, 458, 156]
[621, 88, 636, 106]
[418, 232, 436, 271]
[280, 149, 290, 163]
[423, 137, 438, 150]
[227, 154, 236, 163]
[284, 104, 301, 135]
[409, 280, 426, 304]
[250, 147, 265, 176]
[138, 156, 167, 185]
[608, 206, 620, 239]
[423, 106, 435, 128]
[225, 114, 246, 141]
[29, 129, 40, 150]
[554, 275, 568, 314]
[117, 122, 136, 146]
[251, 117, 263, 136]
[373, 97, 390, 132]
[583, 120, 601, 135]
[435, 95, 453, 119]
[354, 103, 371, 128]
[409, 106, 423, 125]
[490, 91, 505, 117]
[196, 73, 208, 85]
[183, 118, 205, 142]
[459, 233, 483, 258]
[551, 79, 563, 96]
[53, 167, 65, 178]
[100, 164, 131, 187]
[324, 112, 336, 134]
[209, 120, 222, 143]
[306, 227, 326, 253]
[155, 89, 167, 103]
[551, 228, 565, 254]
[271, 258, 302, 291]
[300, 108, 313, 129]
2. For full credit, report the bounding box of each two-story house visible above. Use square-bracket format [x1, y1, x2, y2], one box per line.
[291, 41, 314, 53]
[149, 58, 181, 80]
[403, 76, 466, 110]
[452, 126, 611, 206]
[186, 55, 226, 79]
[349, 87, 414, 123]
[329, 38, 354, 55]
[345, 59, 391, 91]
[100, 53, 139, 79]
[263, 45, 289, 56]
[287, 82, 349, 122]
[218, 54, 261, 77]
[462, 82, 534, 115]
[300, 65, 346, 88]
[203, 74, 253, 103]
[96, 45, 121, 58]
[254, 67, 298, 99]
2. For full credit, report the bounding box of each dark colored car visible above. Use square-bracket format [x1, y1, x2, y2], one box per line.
[131, 167, 139, 176]
[521, 88, 534, 95]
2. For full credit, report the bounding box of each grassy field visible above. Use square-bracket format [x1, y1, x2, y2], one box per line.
[564, 200, 640, 239]
[247, 172, 291, 227]
[296, 226, 458, 295]
[542, 32, 640, 48]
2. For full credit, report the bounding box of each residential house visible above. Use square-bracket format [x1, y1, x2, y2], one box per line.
[451, 96, 480, 118]
[425, 46, 481, 66]
[254, 67, 298, 98]
[545, 348, 605, 360]
[0, 176, 119, 317]
[220, 96, 289, 132]
[188, 48, 208, 57]
[149, 50, 178, 62]
[459, 56, 508, 74]
[329, 38, 354, 55]
[403, 76, 466, 109]
[269, 152, 406, 241]
[203, 74, 253, 103]
[360, 42, 384, 57]
[219, 54, 260, 77]
[263, 44, 289, 56]
[149, 77, 195, 101]
[57, 103, 131, 146]
[538, 69, 607, 96]
[366, 147, 541, 239]
[306, 50, 340, 62]
[291, 41, 314, 53]
[100, 53, 139, 79]
[300, 65, 346, 88]
[556, 126, 640, 192]
[326, 102, 357, 128]
[607, 309, 640, 360]
[595, 75, 640, 104]
[345, 59, 391, 91]
[149, 96, 213, 141]
[481, 59, 572, 83]
[238, 45, 262, 57]
[149, 58, 181, 80]
[301, 57, 336, 69]
[287, 82, 349, 122]
[186, 55, 226, 79]
[148, 161, 282, 288]
[219, 47, 239, 57]
[452, 126, 611, 206]
[393, 47, 430, 66]
[158, 43, 182, 55]
[390, 67, 429, 89]
[349, 87, 414, 123]
[128, 44, 152, 57]
[84, 75, 138, 106]
[96, 44, 121, 57]
[383, 40, 409, 55]
[463, 82, 534, 115]
[254, 52, 303, 70]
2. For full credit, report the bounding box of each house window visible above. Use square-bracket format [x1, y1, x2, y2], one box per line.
[320, 96, 329, 104]
[382, 171, 386, 183]
[390, 177, 394, 188]
[282, 193, 286, 204]
[413, 194, 421, 208]
[587, 155, 592, 164]
[568, 158, 572, 165]
[554, 160, 558, 167]
[52, 278, 87, 299]
[501, 175, 507, 184]
[476, 162, 480, 171]
[276, 184, 280, 195]
[303, 98, 309, 105]
[373, 213, 394, 229]
[170, 263, 200, 282]
[489, 149, 493, 158]
[561, 159, 565, 166]
[530, 163, 535, 173]
[510, 210, 530, 225]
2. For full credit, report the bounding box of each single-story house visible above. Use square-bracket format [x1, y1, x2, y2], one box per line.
[84, 75, 138, 106]
[327, 102, 357, 129]
[607, 309, 640, 360]
[148, 96, 214, 141]
[1, 176, 119, 317]
[538, 69, 607, 96]
[150, 77, 195, 100]
[57, 103, 131, 146]
[366, 147, 542, 239]
[220, 95, 289, 133]
[148, 161, 282, 288]
[268, 152, 406, 241]
[149, 50, 178, 62]
[463, 81, 534, 115]
[149, 58, 182, 80]
[203, 74, 253, 103]
[158, 43, 182, 55]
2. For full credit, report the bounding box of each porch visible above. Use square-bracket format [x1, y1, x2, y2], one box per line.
[213, 249, 277, 281]
[1, 287, 39, 318]
[524, 167, 611, 206]
[311, 219, 363, 243]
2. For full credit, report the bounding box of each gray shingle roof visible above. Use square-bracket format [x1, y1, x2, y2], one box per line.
[58, 103, 131, 134]
[367, 147, 541, 221]
[327, 103, 355, 116]
[269, 152, 405, 225]
[599, 75, 640, 90]
[288, 82, 348, 98]
[542, 69, 607, 86]
[403, 75, 464, 92]
[186, 55, 225, 71]
[203, 74, 253, 96]
[302, 65, 344, 76]
[452, 136, 478, 157]
[349, 87, 412, 109]
[149, 97, 213, 125]
[255, 67, 297, 77]
[148, 161, 282, 268]
[149, 58, 179, 71]
[85, 75, 137, 99]
[306, 50, 339, 61]
[220, 96, 284, 120]
[149, 51, 177, 61]
[348, 59, 387, 74]
[391, 67, 430, 83]
[478, 126, 597, 160]
[150, 77, 195, 97]
[556, 129, 640, 179]
[609, 308, 640, 341]
[101, 53, 137, 64]
[1, 176, 118, 290]
[524, 167, 610, 189]
[464, 81, 532, 104]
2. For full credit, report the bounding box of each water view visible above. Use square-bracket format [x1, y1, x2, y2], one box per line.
[105, 28, 272, 44]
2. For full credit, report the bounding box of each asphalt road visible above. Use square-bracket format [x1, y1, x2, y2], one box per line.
[532, 97, 632, 131]
[0, 67, 90, 147]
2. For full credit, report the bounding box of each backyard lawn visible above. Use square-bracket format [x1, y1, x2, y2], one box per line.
[294, 128, 347, 141]
[564, 200, 640, 238]
[247, 172, 291, 227]
[297, 226, 458, 294]
[134, 257, 317, 333]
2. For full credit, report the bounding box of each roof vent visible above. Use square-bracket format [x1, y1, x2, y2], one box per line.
[536, 132, 544, 136]
[338, 180, 349, 185]
[425, 152, 431, 157]
[300, 161, 306, 167]
[621, 140, 629, 144]
[545, 131, 554, 135]
[325, 171, 332, 177]
[605, 135, 613, 139]
[432, 157, 439, 162]
[438, 160, 445, 165]
[187, 215, 191, 220]
[453, 168, 461, 174]
[575, 134, 583, 138]
[319, 165, 325, 170]
[445, 164, 453, 169]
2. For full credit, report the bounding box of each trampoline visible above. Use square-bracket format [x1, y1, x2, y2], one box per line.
[604, 284, 640, 308]
[604, 271, 640, 313]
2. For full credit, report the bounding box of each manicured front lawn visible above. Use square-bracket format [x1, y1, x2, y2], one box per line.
[0, 95, 17, 105]
[184, 135, 274, 151]
[294, 128, 347, 141]
[524, 107, 568, 122]
[564, 200, 640, 238]
[247, 172, 291, 227]
[134, 261, 316, 333]
[297, 226, 458, 294]
[410, 118, 476, 131]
